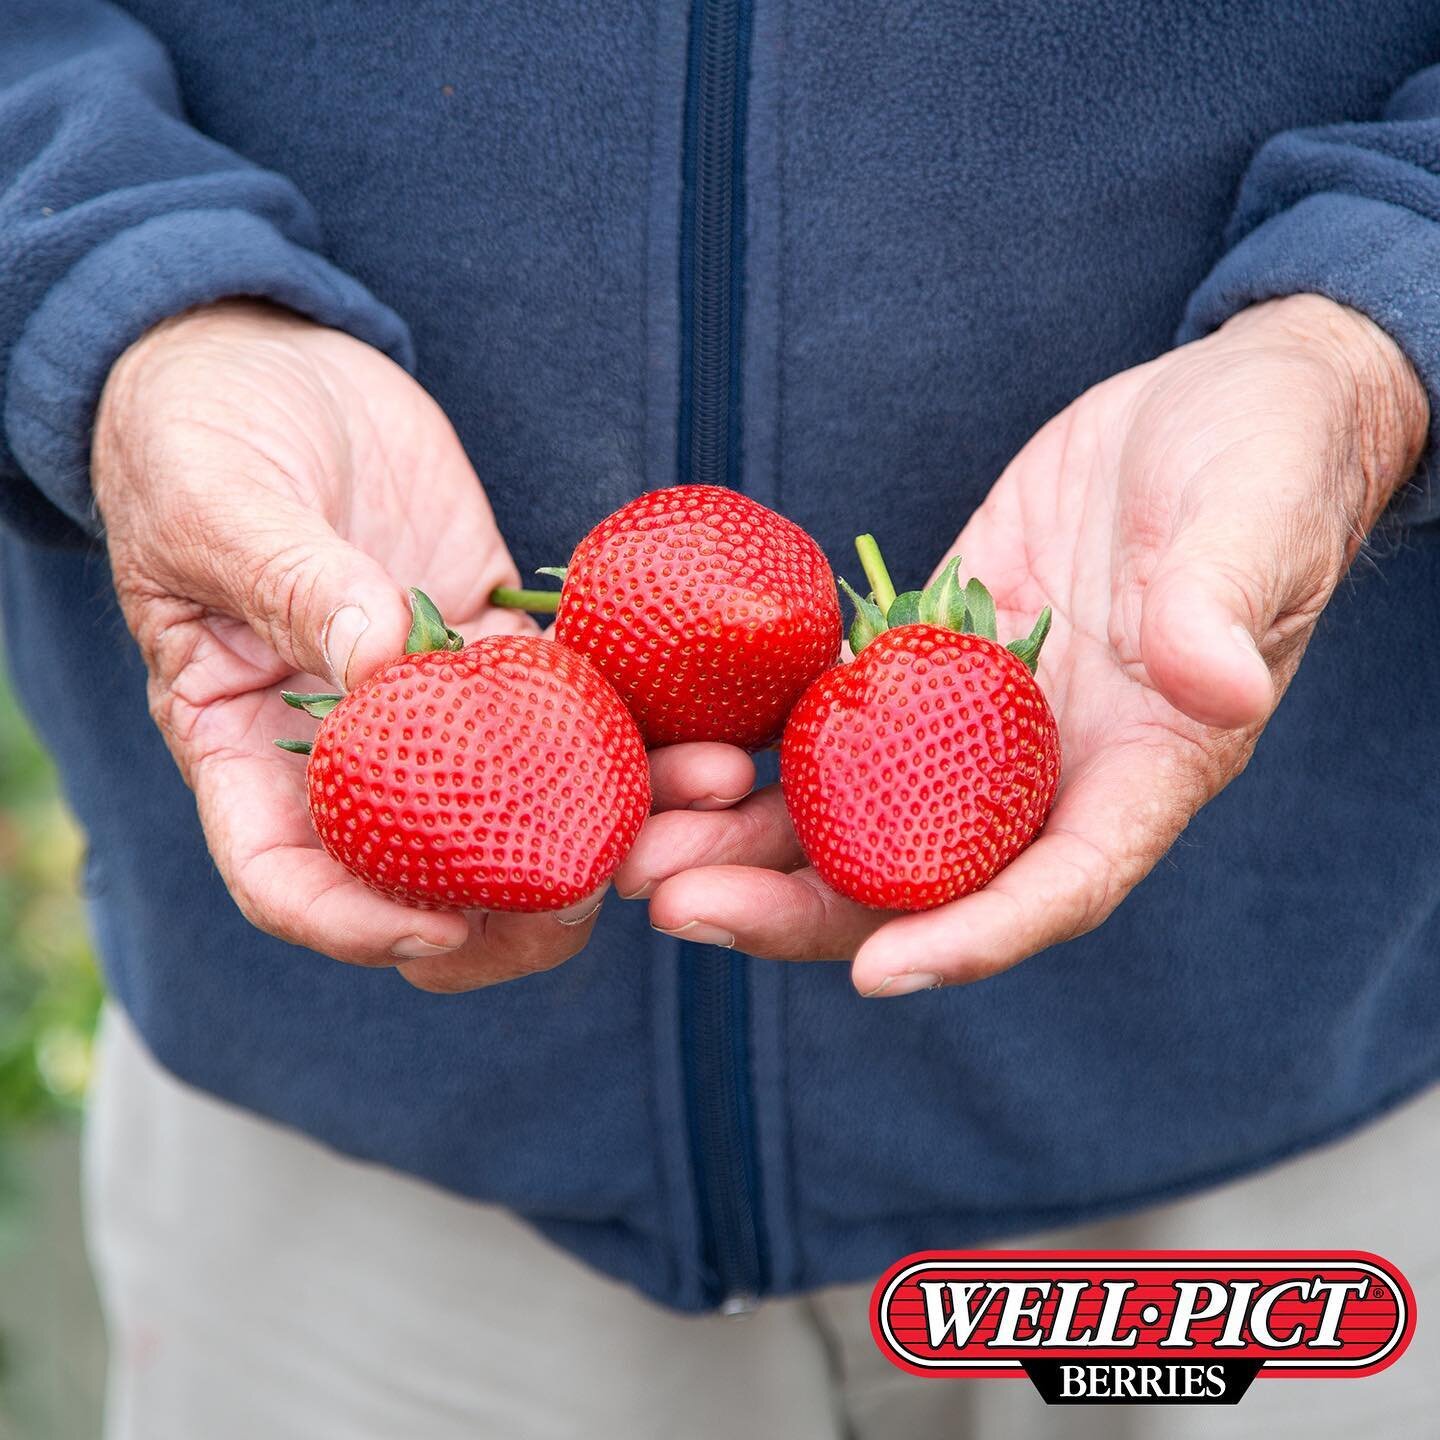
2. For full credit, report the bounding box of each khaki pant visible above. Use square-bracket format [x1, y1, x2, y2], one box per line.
[87, 1005, 1440, 1439]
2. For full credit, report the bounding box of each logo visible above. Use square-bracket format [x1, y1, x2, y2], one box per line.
[870, 1251, 1414, 1405]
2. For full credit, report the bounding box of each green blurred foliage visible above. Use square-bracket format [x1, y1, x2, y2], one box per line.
[0, 664, 101, 1128]
[0, 655, 107, 1436]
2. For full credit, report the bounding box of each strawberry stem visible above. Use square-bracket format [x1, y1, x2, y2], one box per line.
[490, 586, 562, 614]
[854, 534, 897, 615]
[842, 539, 1053, 672]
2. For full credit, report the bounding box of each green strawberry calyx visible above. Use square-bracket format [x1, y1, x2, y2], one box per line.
[273, 588, 463, 756]
[843, 533, 1052, 674]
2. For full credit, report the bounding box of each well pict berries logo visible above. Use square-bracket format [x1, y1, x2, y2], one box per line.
[871, 1251, 1415, 1406]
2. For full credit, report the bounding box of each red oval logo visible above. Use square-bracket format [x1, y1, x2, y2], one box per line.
[871, 1251, 1414, 1384]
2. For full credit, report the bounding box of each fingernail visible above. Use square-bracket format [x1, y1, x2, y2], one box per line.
[863, 971, 942, 998]
[655, 920, 736, 949]
[689, 792, 751, 811]
[617, 879, 656, 901]
[322, 605, 370, 688]
[390, 935, 461, 959]
[555, 885, 609, 926]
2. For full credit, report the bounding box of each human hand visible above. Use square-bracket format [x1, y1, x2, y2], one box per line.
[615, 296, 1428, 995]
[94, 301, 749, 992]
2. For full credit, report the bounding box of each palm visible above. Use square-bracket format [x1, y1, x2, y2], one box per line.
[111, 322, 534, 954]
[632, 347, 1303, 982]
[936, 372, 1249, 962]
[101, 303, 755, 982]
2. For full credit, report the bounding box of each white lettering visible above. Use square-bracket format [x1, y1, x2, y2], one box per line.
[1310, 1277, 1369, 1347]
[1091, 1280, 1141, 1347]
[990, 1283, 1049, 1346]
[1216, 1282, 1260, 1348]
[918, 1281, 995, 1348]
[1161, 1281, 1228, 1349]
[1043, 1281, 1094, 1346]
[1250, 1279, 1308, 1348]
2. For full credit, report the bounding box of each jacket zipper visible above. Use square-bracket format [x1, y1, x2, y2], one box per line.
[675, 0, 764, 1308]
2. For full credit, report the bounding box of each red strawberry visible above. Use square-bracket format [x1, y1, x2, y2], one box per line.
[780, 538, 1060, 911]
[277, 591, 650, 912]
[492, 485, 841, 749]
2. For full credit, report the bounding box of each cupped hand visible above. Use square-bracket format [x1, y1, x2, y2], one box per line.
[94, 301, 750, 992]
[615, 296, 1429, 995]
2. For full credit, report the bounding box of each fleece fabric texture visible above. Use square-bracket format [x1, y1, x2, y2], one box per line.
[2, 0, 1439, 1310]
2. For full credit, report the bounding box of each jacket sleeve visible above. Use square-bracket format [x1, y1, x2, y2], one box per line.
[0, 0, 414, 544]
[1179, 65, 1440, 525]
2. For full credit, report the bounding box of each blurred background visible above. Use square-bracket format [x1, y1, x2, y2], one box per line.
[0, 647, 107, 1436]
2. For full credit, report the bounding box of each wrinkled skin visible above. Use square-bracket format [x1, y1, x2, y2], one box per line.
[95, 296, 1425, 997]
[614, 296, 1429, 996]
[94, 301, 752, 993]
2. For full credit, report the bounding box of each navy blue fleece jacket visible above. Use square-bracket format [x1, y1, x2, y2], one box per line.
[1, 0, 1439, 1310]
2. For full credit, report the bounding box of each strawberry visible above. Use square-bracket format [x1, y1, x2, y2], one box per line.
[277, 591, 650, 912]
[780, 537, 1060, 912]
[491, 485, 842, 749]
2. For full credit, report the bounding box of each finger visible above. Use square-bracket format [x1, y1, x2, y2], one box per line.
[137, 488, 528, 695]
[849, 733, 1218, 995]
[236, 844, 470, 964]
[648, 865, 884, 960]
[613, 786, 805, 900]
[396, 887, 608, 994]
[194, 747, 471, 964]
[197, 707, 605, 975]
[647, 743, 756, 812]
[1133, 469, 1345, 730]
[1138, 555, 1277, 729]
[125, 496, 415, 690]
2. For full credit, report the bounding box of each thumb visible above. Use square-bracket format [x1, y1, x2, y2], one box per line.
[224, 513, 414, 689]
[1137, 498, 1328, 730]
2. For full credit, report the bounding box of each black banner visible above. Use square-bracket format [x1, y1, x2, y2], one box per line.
[1020, 1360, 1264, 1405]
